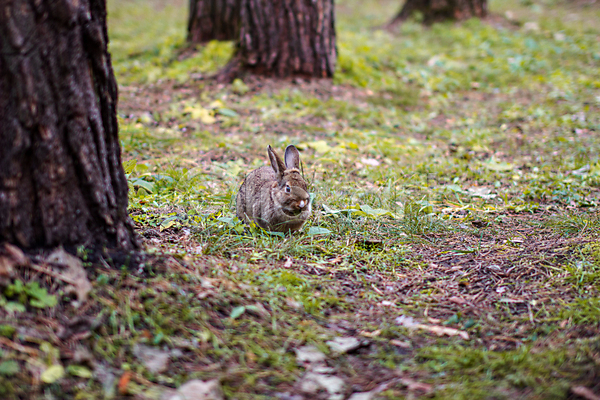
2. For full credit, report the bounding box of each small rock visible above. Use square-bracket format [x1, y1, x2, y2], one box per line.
[299, 373, 345, 400]
[166, 379, 224, 400]
[133, 344, 170, 374]
[295, 345, 326, 364]
[326, 337, 361, 354]
[395, 315, 418, 329]
[553, 32, 566, 41]
[348, 392, 374, 400]
[93, 363, 116, 399]
[523, 21, 540, 32]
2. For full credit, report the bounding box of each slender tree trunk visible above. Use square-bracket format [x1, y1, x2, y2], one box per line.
[388, 0, 487, 26]
[219, 0, 336, 80]
[0, 0, 139, 252]
[188, 0, 241, 43]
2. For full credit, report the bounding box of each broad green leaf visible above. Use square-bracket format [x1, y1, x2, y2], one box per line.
[208, 100, 224, 109]
[123, 159, 137, 174]
[3, 302, 25, 313]
[132, 179, 155, 193]
[26, 282, 57, 308]
[412, 200, 434, 214]
[445, 184, 467, 194]
[159, 217, 178, 231]
[217, 217, 235, 226]
[230, 306, 246, 319]
[183, 105, 216, 124]
[484, 159, 514, 172]
[322, 204, 358, 215]
[307, 227, 332, 236]
[5, 279, 24, 297]
[0, 324, 16, 338]
[218, 108, 239, 117]
[359, 204, 394, 218]
[266, 231, 285, 238]
[306, 140, 332, 154]
[67, 365, 93, 378]
[0, 360, 19, 376]
[41, 365, 65, 384]
[232, 78, 249, 95]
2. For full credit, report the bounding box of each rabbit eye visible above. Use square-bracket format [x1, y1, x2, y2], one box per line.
[285, 185, 291, 193]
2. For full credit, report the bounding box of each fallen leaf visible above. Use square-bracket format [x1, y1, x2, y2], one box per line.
[299, 372, 345, 399]
[41, 364, 65, 384]
[390, 339, 411, 348]
[133, 344, 170, 374]
[571, 386, 600, 400]
[396, 315, 469, 339]
[0, 360, 19, 376]
[359, 329, 381, 338]
[417, 324, 469, 340]
[118, 371, 131, 395]
[307, 226, 331, 236]
[295, 345, 326, 364]
[167, 379, 224, 400]
[326, 337, 361, 354]
[47, 248, 91, 303]
[67, 365, 93, 378]
[230, 306, 246, 319]
[4, 244, 28, 266]
[399, 377, 433, 394]
[448, 296, 467, 305]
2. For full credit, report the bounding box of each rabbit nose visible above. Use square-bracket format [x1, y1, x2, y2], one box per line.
[299, 200, 306, 209]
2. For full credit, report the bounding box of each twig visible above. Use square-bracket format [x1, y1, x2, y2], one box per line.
[24, 263, 77, 286]
[0, 337, 39, 357]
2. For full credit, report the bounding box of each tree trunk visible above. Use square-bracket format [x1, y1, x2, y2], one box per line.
[389, 0, 487, 26]
[220, 0, 336, 80]
[188, 0, 241, 43]
[0, 0, 139, 252]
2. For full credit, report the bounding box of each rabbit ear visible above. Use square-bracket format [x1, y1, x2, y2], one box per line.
[284, 145, 301, 170]
[268, 145, 286, 176]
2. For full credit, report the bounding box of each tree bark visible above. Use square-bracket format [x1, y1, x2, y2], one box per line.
[388, 0, 487, 26]
[188, 0, 241, 43]
[0, 0, 139, 252]
[220, 0, 336, 80]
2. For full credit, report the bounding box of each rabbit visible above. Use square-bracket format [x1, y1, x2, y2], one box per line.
[236, 145, 311, 233]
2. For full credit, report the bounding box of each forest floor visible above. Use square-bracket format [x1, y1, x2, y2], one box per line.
[1, 0, 600, 399]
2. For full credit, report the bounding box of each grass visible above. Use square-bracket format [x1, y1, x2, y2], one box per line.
[1, 0, 599, 398]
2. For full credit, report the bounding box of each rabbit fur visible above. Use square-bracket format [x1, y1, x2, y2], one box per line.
[236, 145, 311, 233]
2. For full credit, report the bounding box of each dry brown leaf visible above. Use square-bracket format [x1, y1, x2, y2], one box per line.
[4, 243, 28, 265]
[0, 256, 15, 278]
[389, 339, 411, 348]
[416, 323, 470, 340]
[283, 257, 293, 268]
[400, 377, 433, 394]
[359, 329, 381, 338]
[0, 243, 27, 277]
[448, 296, 467, 305]
[571, 386, 600, 400]
[118, 371, 132, 395]
[328, 255, 343, 265]
[47, 248, 91, 303]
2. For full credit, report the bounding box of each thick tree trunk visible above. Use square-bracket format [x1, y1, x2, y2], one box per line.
[0, 0, 139, 252]
[220, 0, 336, 80]
[188, 0, 241, 43]
[389, 0, 487, 26]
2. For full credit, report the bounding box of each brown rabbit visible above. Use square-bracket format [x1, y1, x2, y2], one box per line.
[236, 145, 311, 233]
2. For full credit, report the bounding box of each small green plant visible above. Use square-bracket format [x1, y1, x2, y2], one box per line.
[2, 280, 57, 310]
